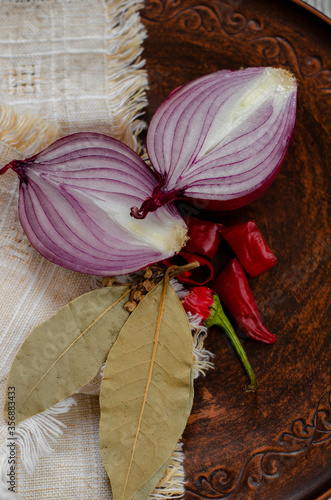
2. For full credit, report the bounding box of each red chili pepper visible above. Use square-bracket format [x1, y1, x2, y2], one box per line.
[181, 286, 214, 322]
[163, 250, 214, 285]
[185, 216, 222, 259]
[182, 286, 257, 390]
[210, 258, 276, 344]
[219, 221, 277, 278]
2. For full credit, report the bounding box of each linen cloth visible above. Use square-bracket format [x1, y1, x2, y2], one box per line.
[0, 0, 148, 498]
[304, 0, 331, 17]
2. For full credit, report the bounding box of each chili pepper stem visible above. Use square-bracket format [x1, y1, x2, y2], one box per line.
[217, 312, 257, 392]
[205, 295, 258, 392]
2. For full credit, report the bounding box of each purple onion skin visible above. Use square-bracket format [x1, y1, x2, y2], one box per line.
[185, 158, 283, 211]
[0, 133, 187, 276]
[0, 69, 298, 274]
[132, 67, 298, 218]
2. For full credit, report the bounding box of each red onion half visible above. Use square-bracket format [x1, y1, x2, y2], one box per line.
[1, 133, 187, 275]
[131, 67, 297, 218]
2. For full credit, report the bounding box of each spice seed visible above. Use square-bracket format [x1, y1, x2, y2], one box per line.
[124, 300, 137, 312]
[143, 268, 153, 279]
[102, 276, 115, 287]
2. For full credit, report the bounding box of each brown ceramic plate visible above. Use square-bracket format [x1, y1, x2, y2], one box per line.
[140, 1, 331, 499]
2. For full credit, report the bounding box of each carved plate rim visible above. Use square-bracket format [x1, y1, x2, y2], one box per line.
[289, 0, 331, 26]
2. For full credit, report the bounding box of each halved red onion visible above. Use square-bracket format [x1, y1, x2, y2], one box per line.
[1, 133, 187, 275]
[131, 67, 297, 218]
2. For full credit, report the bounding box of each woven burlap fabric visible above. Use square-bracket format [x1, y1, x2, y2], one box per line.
[0, 1, 148, 498]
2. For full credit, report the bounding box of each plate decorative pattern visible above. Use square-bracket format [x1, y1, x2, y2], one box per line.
[186, 389, 331, 499]
[142, 0, 331, 94]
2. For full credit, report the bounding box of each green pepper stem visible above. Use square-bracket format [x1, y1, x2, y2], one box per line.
[205, 295, 257, 392]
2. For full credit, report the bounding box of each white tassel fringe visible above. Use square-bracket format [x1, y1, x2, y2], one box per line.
[15, 397, 76, 475]
[0, 105, 60, 160]
[0, 397, 76, 498]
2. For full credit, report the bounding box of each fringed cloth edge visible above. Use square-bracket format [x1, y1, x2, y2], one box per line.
[103, 0, 148, 153]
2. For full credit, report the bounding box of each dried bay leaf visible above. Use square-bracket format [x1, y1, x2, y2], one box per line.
[132, 368, 195, 500]
[132, 458, 171, 500]
[100, 274, 194, 500]
[6, 285, 130, 423]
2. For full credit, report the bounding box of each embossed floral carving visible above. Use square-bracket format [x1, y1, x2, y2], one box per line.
[141, 0, 331, 93]
[186, 390, 331, 499]
[142, 0, 261, 35]
[252, 36, 331, 92]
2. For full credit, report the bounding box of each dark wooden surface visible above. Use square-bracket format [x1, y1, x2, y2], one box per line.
[140, 1, 331, 499]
